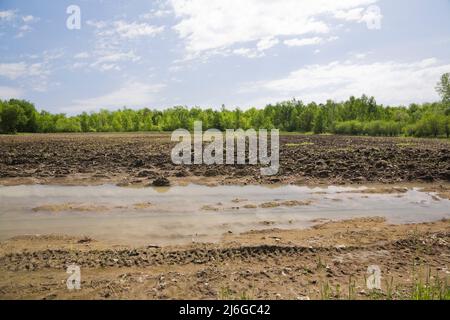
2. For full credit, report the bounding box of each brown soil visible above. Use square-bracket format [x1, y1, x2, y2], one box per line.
[1, 133, 449, 300]
[0, 218, 448, 300]
[0, 133, 449, 186]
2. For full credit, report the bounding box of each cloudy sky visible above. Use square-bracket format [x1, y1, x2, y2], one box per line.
[1, 0, 450, 114]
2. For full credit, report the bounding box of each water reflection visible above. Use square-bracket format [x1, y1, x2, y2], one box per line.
[0, 184, 448, 245]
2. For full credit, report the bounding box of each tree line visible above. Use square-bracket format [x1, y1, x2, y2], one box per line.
[1, 74, 449, 138]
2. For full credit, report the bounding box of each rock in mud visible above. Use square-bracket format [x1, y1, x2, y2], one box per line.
[205, 169, 219, 177]
[152, 177, 170, 187]
[137, 170, 155, 178]
[175, 169, 189, 177]
[131, 159, 144, 167]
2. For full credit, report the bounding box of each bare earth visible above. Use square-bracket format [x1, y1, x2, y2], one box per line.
[0, 218, 448, 300]
[0, 133, 449, 186]
[0, 134, 449, 300]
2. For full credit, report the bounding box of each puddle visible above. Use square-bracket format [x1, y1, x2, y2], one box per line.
[0, 184, 449, 245]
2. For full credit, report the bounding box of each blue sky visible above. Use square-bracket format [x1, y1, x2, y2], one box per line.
[1, 0, 450, 114]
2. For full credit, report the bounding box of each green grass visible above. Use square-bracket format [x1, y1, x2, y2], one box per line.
[318, 267, 449, 300]
[396, 142, 416, 147]
[285, 142, 315, 147]
[410, 268, 450, 300]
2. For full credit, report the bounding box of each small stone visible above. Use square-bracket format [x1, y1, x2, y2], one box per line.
[152, 177, 170, 187]
[137, 170, 155, 177]
[132, 159, 144, 167]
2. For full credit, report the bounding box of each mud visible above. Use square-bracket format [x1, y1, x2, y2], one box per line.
[32, 203, 110, 213]
[0, 218, 448, 300]
[0, 133, 449, 300]
[0, 134, 449, 186]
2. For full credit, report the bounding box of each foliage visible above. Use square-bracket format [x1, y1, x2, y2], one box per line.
[1, 94, 449, 138]
[436, 73, 450, 105]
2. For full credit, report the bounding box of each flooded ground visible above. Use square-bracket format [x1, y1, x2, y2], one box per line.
[0, 184, 448, 246]
[1, 134, 448, 300]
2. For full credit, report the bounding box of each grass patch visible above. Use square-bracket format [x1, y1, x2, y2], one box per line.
[410, 268, 450, 300]
[397, 142, 415, 147]
[285, 142, 315, 147]
[318, 266, 449, 300]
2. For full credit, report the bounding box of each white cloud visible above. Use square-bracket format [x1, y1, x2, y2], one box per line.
[15, 24, 33, 38]
[97, 64, 119, 72]
[0, 10, 16, 21]
[42, 49, 65, 62]
[0, 61, 48, 80]
[233, 48, 263, 59]
[19, 24, 32, 31]
[335, 5, 382, 30]
[71, 62, 87, 70]
[0, 86, 23, 99]
[284, 36, 339, 47]
[89, 19, 164, 39]
[0, 62, 28, 79]
[74, 52, 90, 59]
[84, 19, 164, 71]
[93, 51, 140, 64]
[0, 10, 40, 37]
[0, 52, 59, 92]
[334, 8, 365, 21]
[65, 82, 165, 112]
[231, 37, 280, 59]
[89, 50, 141, 71]
[0, 10, 39, 25]
[245, 58, 450, 105]
[112, 21, 165, 39]
[28, 63, 48, 77]
[140, 9, 173, 19]
[169, 0, 378, 56]
[284, 37, 323, 47]
[154, 9, 173, 17]
[283, 36, 339, 47]
[257, 37, 279, 51]
[22, 15, 39, 23]
[353, 52, 368, 59]
[86, 20, 107, 29]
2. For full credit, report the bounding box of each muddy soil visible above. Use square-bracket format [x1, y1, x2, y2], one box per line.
[0, 133, 449, 186]
[0, 218, 448, 300]
[0, 134, 449, 300]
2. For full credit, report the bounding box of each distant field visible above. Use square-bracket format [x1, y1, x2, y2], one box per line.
[0, 133, 448, 186]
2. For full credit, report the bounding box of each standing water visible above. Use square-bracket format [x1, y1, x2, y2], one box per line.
[0, 184, 449, 245]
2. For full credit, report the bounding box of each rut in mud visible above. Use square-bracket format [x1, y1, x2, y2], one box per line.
[2, 234, 449, 272]
[0, 218, 448, 300]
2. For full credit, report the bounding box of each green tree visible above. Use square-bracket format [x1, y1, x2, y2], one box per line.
[0, 103, 25, 134]
[442, 116, 450, 138]
[55, 117, 81, 132]
[415, 113, 444, 137]
[313, 109, 325, 134]
[436, 73, 450, 104]
[79, 112, 90, 132]
[9, 99, 38, 132]
[298, 105, 315, 132]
